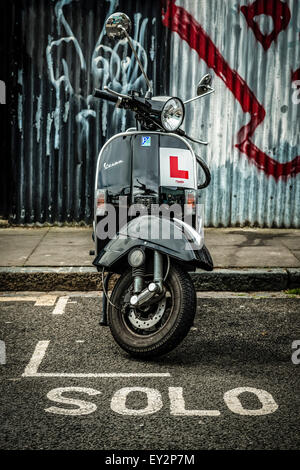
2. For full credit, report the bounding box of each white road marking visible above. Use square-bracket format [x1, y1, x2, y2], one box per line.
[0, 340, 6, 365]
[52, 296, 69, 315]
[24, 372, 171, 378]
[22, 340, 171, 378]
[45, 387, 101, 416]
[292, 340, 300, 365]
[0, 296, 38, 302]
[0, 295, 57, 306]
[224, 387, 278, 415]
[34, 296, 57, 306]
[111, 387, 163, 416]
[169, 387, 220, 416]
[0, 291, 291, 302]
[23, 340, 50, 376]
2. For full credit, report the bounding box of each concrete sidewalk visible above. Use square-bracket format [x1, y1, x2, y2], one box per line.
[0, 227, 299, 291]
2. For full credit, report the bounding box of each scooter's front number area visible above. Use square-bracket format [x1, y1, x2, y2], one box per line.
[108, 264, 196, 358]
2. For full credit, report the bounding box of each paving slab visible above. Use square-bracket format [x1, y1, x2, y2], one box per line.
[1, 227, 299, 268]
[207, 244, 300, 268]
[204, 228, 300, 247]
[290, 250, 300, 262]
[25, 228, 94, 266]
[0, 228, 49, 267]
[278, 237, 300, 250]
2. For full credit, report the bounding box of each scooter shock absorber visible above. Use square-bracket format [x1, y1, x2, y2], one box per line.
[132, 266, 145, 294]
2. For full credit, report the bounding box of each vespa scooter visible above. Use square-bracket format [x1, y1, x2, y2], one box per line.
[92, 12, 214, 358]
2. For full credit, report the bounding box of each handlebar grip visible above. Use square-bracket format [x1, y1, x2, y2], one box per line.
[93, 89, 118, 103]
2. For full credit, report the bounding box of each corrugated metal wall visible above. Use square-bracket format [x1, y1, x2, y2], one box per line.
[163, 0, 300, 227]
[0, 1, 12, 219]
[7, 0, 170, 224]
[4, 0, 300, 226]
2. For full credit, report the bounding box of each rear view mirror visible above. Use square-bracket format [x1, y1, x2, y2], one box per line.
[197, 74, 213, 96]
[105, 12, 132, 40]
[105, 12, 152, 97]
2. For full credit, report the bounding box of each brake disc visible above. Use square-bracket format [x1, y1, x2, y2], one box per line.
[128, 297, 167, 330]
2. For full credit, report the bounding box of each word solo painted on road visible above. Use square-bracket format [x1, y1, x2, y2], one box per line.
[20, 339, 281, 418]
[44, 385, 279, 417]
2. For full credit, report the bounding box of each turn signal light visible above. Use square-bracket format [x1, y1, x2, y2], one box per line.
[185, 189, 196, 215]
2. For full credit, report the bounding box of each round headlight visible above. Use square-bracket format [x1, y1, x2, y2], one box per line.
[128, 248, 145, 268]
[161, 97, 184, 131]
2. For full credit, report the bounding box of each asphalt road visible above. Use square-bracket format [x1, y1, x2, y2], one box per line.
[0, 292, 299, 450]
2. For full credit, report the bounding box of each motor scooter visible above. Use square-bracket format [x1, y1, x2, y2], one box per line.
[92, 12, 214, 358]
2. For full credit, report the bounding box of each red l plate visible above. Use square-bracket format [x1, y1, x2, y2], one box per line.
[170, 156, 189, 179]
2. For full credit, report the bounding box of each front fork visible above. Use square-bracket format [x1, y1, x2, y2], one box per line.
[130, 250, 164, 307]
[100, 250, 165, 325]
[153, 250, 164, 292]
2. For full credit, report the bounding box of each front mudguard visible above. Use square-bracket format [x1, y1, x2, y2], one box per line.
[93, 215, 213, 273]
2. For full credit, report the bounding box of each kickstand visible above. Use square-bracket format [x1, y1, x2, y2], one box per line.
[100, 272, 112, 326]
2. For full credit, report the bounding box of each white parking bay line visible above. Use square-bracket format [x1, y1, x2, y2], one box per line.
[34, 296, 57, 306]
[52, 296, 69, 315]
[0, 295, 57, 306]
[25, 372, 171, 377]
[22, 341, 171, 378]
[0, 296, 38, 302]
[23, 340, 50, 376]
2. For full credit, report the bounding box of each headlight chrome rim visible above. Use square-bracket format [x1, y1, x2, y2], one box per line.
[161, 97, 184, 132]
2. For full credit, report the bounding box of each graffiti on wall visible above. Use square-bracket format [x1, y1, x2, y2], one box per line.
[162, 0, 300, 181]
[46, 0, 152, 155]
[45, 0, 300, 176]
[0, 80, 6, 104]
[11, 0, 300, 225]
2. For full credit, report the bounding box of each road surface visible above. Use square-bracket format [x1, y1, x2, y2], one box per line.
[0, 291, 299, 450]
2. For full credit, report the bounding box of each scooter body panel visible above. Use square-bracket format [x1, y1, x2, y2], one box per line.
[93, 215, 213, 272]
[94, 131, 200, 255]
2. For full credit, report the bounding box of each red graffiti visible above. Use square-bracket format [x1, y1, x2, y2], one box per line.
[292, 68, 300, 82]
[162, 1, 300, 180]
[241, 0, 291, 51]
[170, 156, 189, 179]
[291, 33, 300, 83]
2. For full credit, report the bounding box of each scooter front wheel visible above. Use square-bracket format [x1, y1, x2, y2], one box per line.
[107, 263, 196, 358]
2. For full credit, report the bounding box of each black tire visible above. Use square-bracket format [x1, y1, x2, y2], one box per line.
[107, 263, 196, 359]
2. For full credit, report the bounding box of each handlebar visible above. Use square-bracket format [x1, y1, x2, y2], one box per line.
[93, 90, 211, 191]
[93, 89, 118, 103]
